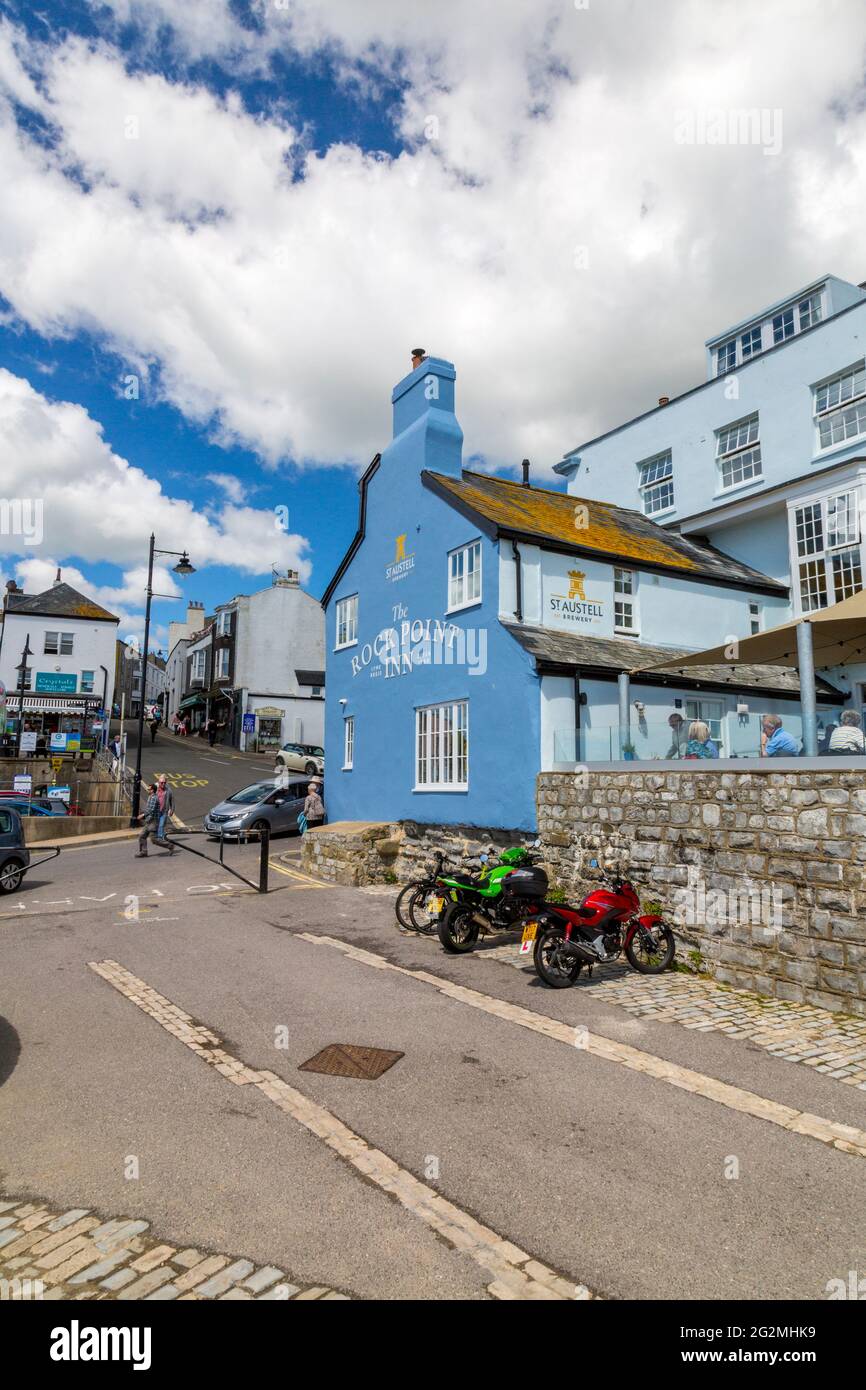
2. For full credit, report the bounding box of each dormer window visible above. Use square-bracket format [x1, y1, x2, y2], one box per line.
[716, 339, 737, 375]
[772, 307, 795, 344]
[741, 326, 762, 360]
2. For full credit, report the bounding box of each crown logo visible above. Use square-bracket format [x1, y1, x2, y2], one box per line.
[567, 570, 586, 600]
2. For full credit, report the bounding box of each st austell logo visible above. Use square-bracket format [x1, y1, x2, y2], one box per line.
[549, 569, 604, 626]
[385, 532, 415, 582]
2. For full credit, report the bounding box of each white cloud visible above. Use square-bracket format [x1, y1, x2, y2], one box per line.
[206, 472, 247, 504]
[0, 4, 863, 477]
[0, 368, 312, 576]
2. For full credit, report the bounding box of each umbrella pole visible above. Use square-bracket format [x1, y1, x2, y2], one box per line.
[796, 620, 818, 757]
[618, 671, 630, 759]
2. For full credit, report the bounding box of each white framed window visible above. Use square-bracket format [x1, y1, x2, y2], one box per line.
[716, 413, 762, 491]
[343, 716, 354, 769]
[749, 601, 761, 635]
[81, 670, 95, 693]
[335, 594, 358, 649]
[44, 631, 74, 655]
[613, 568, 637, 633]
[814, 361, 866, 452]
[638, 451, 674, 515]
[792, 489, 864, 612]
[216, 648, 230, 679]
[798, 292, 823, 331]
[684, 698, 725, 752]
[191, 649, 206, 680]
[741, 325, 763, 360]
[447, 539, 482, 611]
[415, 700, 468, 790]
[716, 338, 737, 375]
[772, 306, 795, 344]
[217, 609, 233, 636]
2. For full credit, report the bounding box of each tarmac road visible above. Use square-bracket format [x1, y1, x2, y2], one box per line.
[1, 834, 865, 1300]
[120, 723, 282, 827]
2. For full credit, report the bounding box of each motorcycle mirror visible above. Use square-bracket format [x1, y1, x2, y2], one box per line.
[479, 853, 488, 863]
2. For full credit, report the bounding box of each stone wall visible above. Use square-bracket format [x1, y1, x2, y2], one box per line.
[537, 768, 866, 1018]
[302, 819, 536, 887]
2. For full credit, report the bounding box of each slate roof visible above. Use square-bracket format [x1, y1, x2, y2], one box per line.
[502, 622, 842, 698]
[295, 670, 325, 686]
[424, 470, 787, 595]
[4, 582, 119, 623]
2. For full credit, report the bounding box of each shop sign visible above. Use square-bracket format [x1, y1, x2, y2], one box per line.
[547, 569, 605, 628]
[19, 732, 37, 753]
[242, 713, 256, 733]
[13, 774, 32, 795]
[47, 785, 71, 804]
[50, 733, 68, 751]
[385, 533, 415, 583]
[35, 673, 77, 693]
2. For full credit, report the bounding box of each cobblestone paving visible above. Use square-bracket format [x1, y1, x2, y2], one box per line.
[480, 942, 866, 1087]
[0, 1196, 350, 1301]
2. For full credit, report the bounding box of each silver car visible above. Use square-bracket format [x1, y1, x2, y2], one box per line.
[203, 777, 315, 840]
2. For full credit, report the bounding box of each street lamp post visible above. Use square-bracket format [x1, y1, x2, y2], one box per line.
[14, 633, 32, 761]
[129, 535, 195, 826]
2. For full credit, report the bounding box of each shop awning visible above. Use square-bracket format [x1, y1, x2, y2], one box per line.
[178, 694, 206, 711]
[6, 695, 102, 713]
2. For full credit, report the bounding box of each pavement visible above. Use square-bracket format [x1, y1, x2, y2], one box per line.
[2, 812, 866, 1301]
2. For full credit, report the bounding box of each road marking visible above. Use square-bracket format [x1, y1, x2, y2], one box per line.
[88, 959, 590, 1301]
[268, 861, 327, 889]
[299, 934, 866, 1162]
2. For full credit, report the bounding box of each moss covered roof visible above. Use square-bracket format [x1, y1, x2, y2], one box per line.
[425, 470, 786, 593]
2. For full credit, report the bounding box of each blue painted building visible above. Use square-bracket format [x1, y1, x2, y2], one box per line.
[555, 272, 866, 717]
[323, 358, 840, 833]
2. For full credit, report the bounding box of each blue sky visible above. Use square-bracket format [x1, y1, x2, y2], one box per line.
[0, 1, 863, 653]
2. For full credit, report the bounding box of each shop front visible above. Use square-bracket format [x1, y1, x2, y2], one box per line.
[2, 693, 106, 755]
[248, 705, 285, 754]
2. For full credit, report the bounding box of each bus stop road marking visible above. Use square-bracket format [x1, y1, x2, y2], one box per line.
[87, 958, 590, 1302]
[298, 934, 866, 1163]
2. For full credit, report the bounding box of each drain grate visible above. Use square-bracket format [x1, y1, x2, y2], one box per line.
[299, 1043, 404, 1081]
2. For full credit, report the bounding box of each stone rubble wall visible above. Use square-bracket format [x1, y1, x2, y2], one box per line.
[301, 820, 536, 887]
[537, 768, 866, 1018]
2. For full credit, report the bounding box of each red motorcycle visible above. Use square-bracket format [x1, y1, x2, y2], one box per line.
[521, 862, 675, 988]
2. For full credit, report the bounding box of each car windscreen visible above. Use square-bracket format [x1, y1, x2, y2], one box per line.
[226, 782, 274, 805]
[303, 746, 324, 756]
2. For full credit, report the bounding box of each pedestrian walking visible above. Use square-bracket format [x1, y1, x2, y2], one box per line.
[148, 713, 159, 744]
[301, 781, 325, 832]
[154, 773, 175, 848]
[108, 733, 123, 775]
[206, 715, 217, 747]
[135, 783, 162, 857]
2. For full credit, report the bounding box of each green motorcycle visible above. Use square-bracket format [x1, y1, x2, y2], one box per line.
[435, 846, 548, 954]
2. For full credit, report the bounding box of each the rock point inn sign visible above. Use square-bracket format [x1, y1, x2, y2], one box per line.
[351, 604, 487, 679]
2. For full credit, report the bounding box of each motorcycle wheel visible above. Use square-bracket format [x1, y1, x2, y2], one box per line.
[625, 922, 676, 974]
[395, 882, 420, 930]
[438, 904, 481, 954]
[408, 885, 442, 935]
[533, 926, 583, 988]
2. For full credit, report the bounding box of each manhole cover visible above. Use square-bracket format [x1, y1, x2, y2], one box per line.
[299, 1043, 404, 1080]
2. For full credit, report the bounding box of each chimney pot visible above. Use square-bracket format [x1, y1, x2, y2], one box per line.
[410, 347, 426, 369]
[521, 458, 531, 488]
[658, 396, 670, 407]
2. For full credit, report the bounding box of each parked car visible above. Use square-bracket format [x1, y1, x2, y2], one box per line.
[0, 798, 64, 817]
[203, 778, 321, 840]
[0, 795, 69, 816]
[273, 742, 324, 777]
[0, 805, 30, 892]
